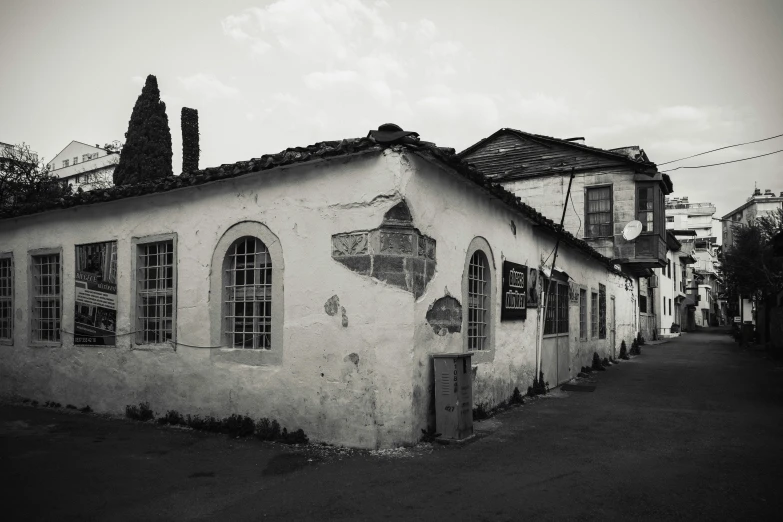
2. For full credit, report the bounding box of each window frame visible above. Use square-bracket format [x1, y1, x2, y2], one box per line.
[590, 290, 598, 339]
[0, 252, 13, 345]
[131, 233, 177, 349]
[584, 184, 614, 238]
[543, 279, 569, 336]
[579, 288, 587, 341]
[599, 283, 607, 339]
[637, 183, 665, 236]
[28, 247, 63, 347]
[209, 221, 284, 366]
[462, 237, 495, 363]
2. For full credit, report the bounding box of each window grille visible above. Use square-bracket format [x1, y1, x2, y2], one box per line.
[544, 280, 569, 335]
[557, 283, 569, 334]
[0, 257, 12, 340]
[136, 241, 174, 344]
[31, 254, 61, 342]
[591, 291, 599, 338]
[638, 187, 654, 232]
[225, 237, 272, 349]
[467, 251, 489, 351]
[599, 284, 607, 339]
[586, 186, 612, 237]
[579, 289, 587, 340]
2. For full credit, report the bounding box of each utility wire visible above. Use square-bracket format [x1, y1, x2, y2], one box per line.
[657, 132, 783, 166]
[660, 149, 783, 173]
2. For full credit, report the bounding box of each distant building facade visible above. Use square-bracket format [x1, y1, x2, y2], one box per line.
[460, 129, 673, 341]
[722, 188, 783, 248]
[48, 141, 118, 191]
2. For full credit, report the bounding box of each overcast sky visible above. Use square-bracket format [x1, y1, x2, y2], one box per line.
[1, 0, 781, 238]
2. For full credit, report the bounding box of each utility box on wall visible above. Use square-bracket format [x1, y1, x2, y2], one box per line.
[432, 353, 473, 440]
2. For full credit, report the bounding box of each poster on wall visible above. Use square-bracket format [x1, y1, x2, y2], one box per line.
[74, 241, 118, 345]
[569, 282, 581, 304]
[501, 261, 527, 321]
[527, 267, 540, 308]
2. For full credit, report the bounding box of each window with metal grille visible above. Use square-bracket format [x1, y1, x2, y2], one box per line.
[31, 253, 61, 343]
[579, 288, 587, 340]
[136, 240, 174, 344]
[0, 255, 12, 341]
[586, 186, 612, 237]
[591, 291, 598, 338]
[599, 283, 606, 339]
[467, 250, 489, 351]
[225, 236, 272, 350]
[543, 280, 569, 335]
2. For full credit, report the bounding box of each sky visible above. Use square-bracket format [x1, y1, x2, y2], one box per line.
[1, 0, 782, 240]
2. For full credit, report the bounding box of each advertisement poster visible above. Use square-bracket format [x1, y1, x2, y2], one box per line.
[527, 267, 540, 308]
[501, 261, 527, 321]
[74, 241, 117, 345]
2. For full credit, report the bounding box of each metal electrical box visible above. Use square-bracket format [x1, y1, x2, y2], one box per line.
[433, 353, 473, 440]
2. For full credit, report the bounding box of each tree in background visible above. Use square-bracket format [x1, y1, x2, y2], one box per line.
[721, 207, 783, 301]
[113, 75, 173, 185]
[0, 142, 71, 214]
[181, 107, 200, 174]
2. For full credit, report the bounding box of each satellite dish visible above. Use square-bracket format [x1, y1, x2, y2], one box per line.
[623, 220, 643, 241]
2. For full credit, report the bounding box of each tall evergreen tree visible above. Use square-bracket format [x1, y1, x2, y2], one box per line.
[181, 107, 200, 174]
[113, 75, 173, 185]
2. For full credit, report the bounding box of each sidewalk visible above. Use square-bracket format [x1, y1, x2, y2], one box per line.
[3, 328, 782, 521]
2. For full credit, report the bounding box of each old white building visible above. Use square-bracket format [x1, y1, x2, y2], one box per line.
[48, 141, 118, 191]
[0, 126, 639, 448]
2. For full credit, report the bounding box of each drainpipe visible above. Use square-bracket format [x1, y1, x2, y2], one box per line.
[536, 168, 575, 378]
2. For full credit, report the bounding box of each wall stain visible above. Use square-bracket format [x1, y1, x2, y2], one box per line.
[341, 306, 348, 327]
[425, 295, 462, 335]
[324, 295, 340, 316]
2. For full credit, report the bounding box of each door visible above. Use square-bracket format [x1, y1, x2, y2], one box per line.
[610, 296, 616, 359]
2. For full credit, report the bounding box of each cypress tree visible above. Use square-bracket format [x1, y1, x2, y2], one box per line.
[113, 75, 173, 185]
[181, 107, 200, 174]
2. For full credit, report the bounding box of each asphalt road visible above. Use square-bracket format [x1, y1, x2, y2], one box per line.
[2, 327, 782, 521]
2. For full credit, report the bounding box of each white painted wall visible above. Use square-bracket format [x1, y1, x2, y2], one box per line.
[0, 151, 420, 449]
[400, 153, 637, 426]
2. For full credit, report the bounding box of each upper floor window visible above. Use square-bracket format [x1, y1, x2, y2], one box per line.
[638, 187, 654, 232]
[225, 236, 272, 349]
[586, 186, 612, 238]
[63, 160, 69, 168]
[666, 216, 674, 223]
[31, 251, 61, 344]
[73, 156, 78, 165]
[637, 184, 665, 235]
[0, 254, 12, 342]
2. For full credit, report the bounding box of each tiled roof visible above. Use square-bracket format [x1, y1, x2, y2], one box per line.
[1, 132, 627, 278]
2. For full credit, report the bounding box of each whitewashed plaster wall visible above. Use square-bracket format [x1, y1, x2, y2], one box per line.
[398, 154, 637, 431]
[0, 150, 423, 449]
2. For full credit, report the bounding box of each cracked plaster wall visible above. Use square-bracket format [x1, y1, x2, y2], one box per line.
[399, 153, 637, 433]
[0, 149, 421, 449]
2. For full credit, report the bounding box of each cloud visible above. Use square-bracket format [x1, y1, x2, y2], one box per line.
[303, 70, 360, 90]
[177, 73, 240, 100]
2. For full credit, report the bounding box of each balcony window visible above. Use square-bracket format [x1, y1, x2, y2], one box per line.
[586, 186, 612, 238]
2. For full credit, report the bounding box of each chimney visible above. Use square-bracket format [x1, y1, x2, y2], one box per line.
[181, 107, 200, 174]
[754, 188, 762, 196]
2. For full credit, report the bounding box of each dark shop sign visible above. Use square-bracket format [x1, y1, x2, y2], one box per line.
[501, 261, 527, 321]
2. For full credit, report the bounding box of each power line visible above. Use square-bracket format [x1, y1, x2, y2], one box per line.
[660, 149, 783, 173]
[657, 132, 783, 166]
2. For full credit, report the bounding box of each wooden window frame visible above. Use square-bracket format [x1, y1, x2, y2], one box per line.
[599, 283, 607, 339]
[591, 290, 598, 339]
[579, 288, 587, 341]
[584, 184, 614, 238]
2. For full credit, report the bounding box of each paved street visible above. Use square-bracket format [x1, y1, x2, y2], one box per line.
[2, 327, 782, 521]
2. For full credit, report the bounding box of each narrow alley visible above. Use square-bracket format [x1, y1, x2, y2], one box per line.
[3, 328, 782, 521]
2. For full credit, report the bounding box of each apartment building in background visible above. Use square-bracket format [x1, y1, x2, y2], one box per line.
[48, 141, 118, 191]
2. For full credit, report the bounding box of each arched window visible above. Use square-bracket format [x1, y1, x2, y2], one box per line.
[462, 237, 495, 361]
[224, 236, 272, 349]
[467, 250, 489, 351]
[210, 221, 284, 365]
